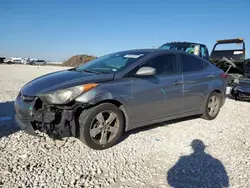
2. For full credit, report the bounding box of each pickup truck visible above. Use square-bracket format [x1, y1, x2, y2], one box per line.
[159, 41, 210, 61]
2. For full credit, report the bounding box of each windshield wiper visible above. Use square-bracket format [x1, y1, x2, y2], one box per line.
[81, 68, 102, 74]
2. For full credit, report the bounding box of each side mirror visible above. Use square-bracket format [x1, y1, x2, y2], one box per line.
[135, 66, 156, 76]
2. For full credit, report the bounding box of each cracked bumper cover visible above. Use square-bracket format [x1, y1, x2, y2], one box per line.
[232, 84, 250, 98]
[14, 93, 79, 139]
[14, 115, 37, 136]
[14, 94, 38, 136]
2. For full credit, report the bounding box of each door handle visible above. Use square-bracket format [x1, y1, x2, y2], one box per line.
[173, 80, 184, 85]
[207, 75, 215, 79]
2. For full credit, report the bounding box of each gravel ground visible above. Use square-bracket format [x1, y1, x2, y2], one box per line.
[0, 64, 250, 188]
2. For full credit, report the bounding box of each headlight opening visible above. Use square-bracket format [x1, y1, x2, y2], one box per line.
[40, 83, 98, 104]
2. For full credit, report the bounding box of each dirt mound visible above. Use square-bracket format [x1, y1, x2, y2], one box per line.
[63, 54, 96, 67]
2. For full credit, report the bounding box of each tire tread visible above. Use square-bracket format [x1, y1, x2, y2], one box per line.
[201, 91, 221, 120]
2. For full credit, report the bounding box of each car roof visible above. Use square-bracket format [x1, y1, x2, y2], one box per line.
[115, 48, 178, 54]
[115, 48, 201, 57]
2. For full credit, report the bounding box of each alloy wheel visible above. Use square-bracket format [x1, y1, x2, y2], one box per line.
[90, 110, 119, 145]
[208, 95, 220, 117]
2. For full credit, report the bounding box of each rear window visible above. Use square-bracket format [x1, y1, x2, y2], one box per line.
[179, 54, 205, 72]
[214, 43, 243, 51]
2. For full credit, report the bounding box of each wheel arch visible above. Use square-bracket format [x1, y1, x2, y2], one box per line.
[212, 89, 222, 95]
[211, 89, 225, 107]
[93, 99, 129, 133]
[75, 98, 129, 136]
[75, 88, 132, 132]
[201, 89, 224, 114]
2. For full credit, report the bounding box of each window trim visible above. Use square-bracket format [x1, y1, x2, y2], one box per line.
[124, 52, 180, 77]
[200, 45, 209, 60]
[177, 53, 207, 74]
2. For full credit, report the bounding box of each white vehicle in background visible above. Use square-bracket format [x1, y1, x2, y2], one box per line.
[21, 58, 30, 64]
[22, 58, 39, 65]
[4, 57, 22, 64]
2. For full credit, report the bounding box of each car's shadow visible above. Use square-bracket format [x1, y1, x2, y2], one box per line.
[0, 101, 20, 138]
[166, 139, 229, 187]
[119, 115, 201, 143]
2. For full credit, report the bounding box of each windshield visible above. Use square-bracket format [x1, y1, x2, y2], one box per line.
[159, 43, 197, 53]
[75, 51, 149, 74]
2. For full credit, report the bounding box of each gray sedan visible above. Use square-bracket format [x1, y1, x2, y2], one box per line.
[29, 60, 47, 65]
[14, 49, 227, 150]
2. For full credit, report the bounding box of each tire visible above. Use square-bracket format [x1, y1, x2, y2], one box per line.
[201, 91, 222, 120]
[78, 103, 125, 150]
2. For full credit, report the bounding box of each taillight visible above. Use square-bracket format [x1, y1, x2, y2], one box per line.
[220, 72, 228, 78]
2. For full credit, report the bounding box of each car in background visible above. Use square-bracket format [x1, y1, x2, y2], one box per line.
[21, 58, 32, 64]
[159, 41, 210, 61]
[29, 60, 47, 65]
[14, 49, 227, 150]
[0, 57, 5, 64]
[207, 38, 250, 101]
[4, 57, 22, 64]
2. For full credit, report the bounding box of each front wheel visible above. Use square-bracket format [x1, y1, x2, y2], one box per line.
[201, 92, 222, 120]
[78, 103, 125, 150]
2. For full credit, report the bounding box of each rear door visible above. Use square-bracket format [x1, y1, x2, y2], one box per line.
[128, 52, 184, 124]
[178, 53, 214, 113]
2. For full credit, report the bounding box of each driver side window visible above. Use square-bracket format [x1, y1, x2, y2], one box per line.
[125, 53, 178, 77]
[142, 54, 178, 75]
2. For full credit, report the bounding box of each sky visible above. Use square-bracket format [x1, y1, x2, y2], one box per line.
[0, 0, 249, 61]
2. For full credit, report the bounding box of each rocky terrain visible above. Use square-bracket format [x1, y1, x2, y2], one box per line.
[0, 64, 250, 188]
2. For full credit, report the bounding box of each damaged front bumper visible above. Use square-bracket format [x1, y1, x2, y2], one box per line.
[15, 115, 37, 136]
[231, 79, 250, 99]
[14, 93, 83, 139]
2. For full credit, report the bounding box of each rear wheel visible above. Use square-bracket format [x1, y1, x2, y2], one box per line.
[202, 92, 221, 120]
[78, 103, 124, 150]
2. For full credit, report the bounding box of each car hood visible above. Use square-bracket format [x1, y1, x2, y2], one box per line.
[21, 69, 115, 96]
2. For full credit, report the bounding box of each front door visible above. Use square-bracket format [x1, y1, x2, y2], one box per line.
[128, 53, 184, 124]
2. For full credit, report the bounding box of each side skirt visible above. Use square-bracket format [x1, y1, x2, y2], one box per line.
[125, 110, 200, 132]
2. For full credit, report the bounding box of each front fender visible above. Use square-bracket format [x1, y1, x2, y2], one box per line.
[75, 88, 130, 106]
[75, 85, 133, 132]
